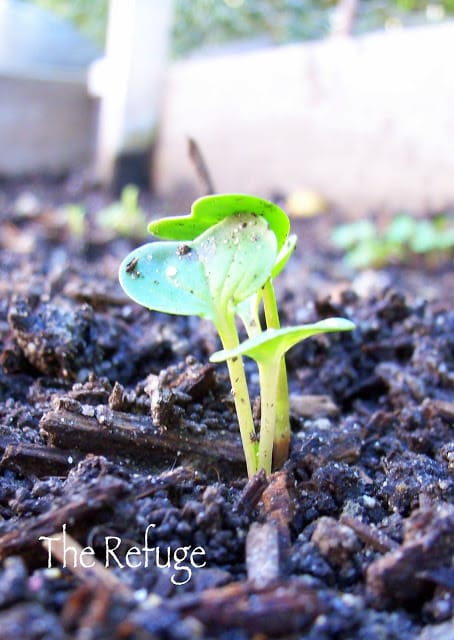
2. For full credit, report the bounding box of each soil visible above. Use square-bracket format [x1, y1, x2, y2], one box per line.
[0, 174, 453, 640]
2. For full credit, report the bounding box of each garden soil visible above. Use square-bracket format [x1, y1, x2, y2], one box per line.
[0, 175, 453, 639]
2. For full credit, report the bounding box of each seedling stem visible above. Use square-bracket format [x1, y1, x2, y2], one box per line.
[215, 312, 257, 477]
[262, 279, 290, 467]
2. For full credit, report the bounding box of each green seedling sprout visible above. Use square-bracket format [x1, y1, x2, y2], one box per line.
[97, 184, 147, 238]
[120, 211, 277, 477]
[149, 194, 296, 467]
[63, 204, 87, 239]
[210, 319, 355, 475]
[119, 194, 355, 477]
[332, 213, 454, 268]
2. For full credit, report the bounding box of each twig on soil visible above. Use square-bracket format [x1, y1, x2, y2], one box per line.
[1, 443, 80, 477]
[40, 399, 244, 468]
[260, 470, 293, 555]
[133, 466, 201, 500]
[235, 468, 268, 514]
[423, 398, 454, 422]
[340, 514, 398, 554]
[62, 583, 120, 637]
[246, 522, 280, 588]
[0, 477, 126, 561]
[245, 471, 293, 586]
[188, 137, 216, 196]
[40, 527, 132, 598]
[170, 579, 323, 635]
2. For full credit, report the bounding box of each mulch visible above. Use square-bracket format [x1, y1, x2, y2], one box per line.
[0, 175, 453, 639]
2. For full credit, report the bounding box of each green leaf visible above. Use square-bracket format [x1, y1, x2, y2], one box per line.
[233, 233, 297, 334]
[332, 220, 375, 249]
[410, 220, 443, 254]
[210, 318, 355, 364]
[384, 214, 416, 245]
[119, 212, 277, 322]
[148, 193, 290, 252]
[236, 294, 262, 336]
[344, 240, 393, 268]
[272, 233, 297, 278]
[196, 212, 277, 315]
[97, 184, 147, 238]
[119, 241, 215, 319]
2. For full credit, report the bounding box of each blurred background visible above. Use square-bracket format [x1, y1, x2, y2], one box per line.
[1, 0, 454, 209]
[0, 0, 453, 301]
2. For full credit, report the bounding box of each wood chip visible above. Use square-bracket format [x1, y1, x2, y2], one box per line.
[40, 403, 244, 467]
[172, 579, 322, 635]
[340, 514, 398, 554]
[246, 522, 279, 588]
[40, 527, 132, 598]
[0, 476, 126, 561]
[235, 468, 268, 514]
[245, 471, 294, 585]
[1, 443, 80, 477]
[290, 394, 340, 418]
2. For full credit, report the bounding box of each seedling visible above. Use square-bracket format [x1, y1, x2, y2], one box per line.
[332, 213, 454, 268]
[97, 184, 147, 238]
[149, 194, 296, 468]
[62, 204, 86, 239]
[211, 319, 354, 473]
[119, 194, 355, 477]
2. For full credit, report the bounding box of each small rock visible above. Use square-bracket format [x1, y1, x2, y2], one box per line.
[367, 502, 454, 607]
[311, 516, 360, 567]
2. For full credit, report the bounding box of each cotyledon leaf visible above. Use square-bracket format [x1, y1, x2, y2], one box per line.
[148, 193, 290, 252]
[119, 213, 278, 322]
[210, 318, 356, 364]
[196, 212, 277, 315]
[272, 233, 297, 278]
[236, 233, 298, 333]
[119, 240, 215, 319]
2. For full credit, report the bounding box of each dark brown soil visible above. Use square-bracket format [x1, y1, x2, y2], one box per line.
[0, 175, 453, 639]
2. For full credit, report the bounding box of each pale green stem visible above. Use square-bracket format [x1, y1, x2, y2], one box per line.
[215, 312, 257, 478]
[257, 359, 280, 475]
[262, 280, 290, 467]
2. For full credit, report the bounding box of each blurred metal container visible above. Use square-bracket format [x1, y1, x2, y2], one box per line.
[0, 0, 99, 174]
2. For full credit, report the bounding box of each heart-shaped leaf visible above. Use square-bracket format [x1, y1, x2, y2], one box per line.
[119, 240, 215, 319]
[210, 318, 356, 364]
[272, 233, 297, 278]
[196, 212, 277, 316]
[148, 194, 290, 252]
[119, 212, 277, 324]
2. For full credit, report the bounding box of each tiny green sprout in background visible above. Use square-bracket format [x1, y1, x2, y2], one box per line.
[332, 213, 454, 269]
[62, 203, 87, 239]
[119, 194, 355, 477]
[97, 184, 147, 238]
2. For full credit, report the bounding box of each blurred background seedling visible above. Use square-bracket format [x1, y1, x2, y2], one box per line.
[332, 213, 454, 269]
[96, 184, 147, 239]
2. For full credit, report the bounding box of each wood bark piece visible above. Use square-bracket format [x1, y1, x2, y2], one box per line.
[366, 502, 454, 607]
[423, 398, 454, 422]
[40, 400, 244, 467]
[289, 393, 340, 418]
[0, 476, 126, 561]
[340, 514, 398, 554]
[260, 471, 293, 552]
[41, 529, 132, 598]
[62, 583, 118, 638]
[246, 522, 279, 588]
[172, 579, 323, 635]
[133, 466, 201, 500]
[188, 136, 216, 196]
[235, 468, 268, 514]
[246, 471, 293, 587]
[1, 442, 80, 477]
